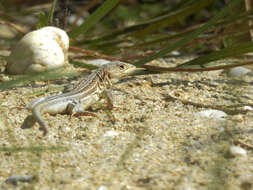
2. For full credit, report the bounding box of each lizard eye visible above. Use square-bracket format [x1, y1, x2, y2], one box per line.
[119, 65, 125, 70]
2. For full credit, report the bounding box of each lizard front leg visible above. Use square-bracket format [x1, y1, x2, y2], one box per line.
[102, 90, 114, 110]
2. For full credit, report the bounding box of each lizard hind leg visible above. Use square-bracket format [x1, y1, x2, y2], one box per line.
[66, 101, 98, 118]
[21, 114, 48, 136]
[32, 109, 48, 136]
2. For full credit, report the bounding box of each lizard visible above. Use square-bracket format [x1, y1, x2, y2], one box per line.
[21, 61, 136, 136]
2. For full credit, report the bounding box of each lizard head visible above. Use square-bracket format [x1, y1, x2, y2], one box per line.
[104, 61, 136, 79]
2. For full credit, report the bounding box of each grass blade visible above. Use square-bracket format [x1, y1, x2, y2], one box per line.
[48, 0, 57, 25]
[70, 0, 122, 39]
[134, 0, 243, 66]
[177, 42, 253, 68]
[134, 0, 217, 37]
[0, 69, 79, 90]
[0, 146, 69, 152]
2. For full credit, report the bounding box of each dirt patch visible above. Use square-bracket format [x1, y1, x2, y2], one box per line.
[0, 58, 253, 190]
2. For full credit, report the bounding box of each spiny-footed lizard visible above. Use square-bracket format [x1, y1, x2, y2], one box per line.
[21, 61, 136, 135]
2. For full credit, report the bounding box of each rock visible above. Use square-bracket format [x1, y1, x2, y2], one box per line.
[242, 106, 253, 111]
[231, 114, 244, 122]
[98, 185, 108, 190]
[228, 146, 247, 157]
[0, 24, 18, 39]
[196, 109, 227, 120]
[6, 26, 69, 74]
[104, 130, 119, 137]
[178, 185, 195, 190]
[69, 14, 86, 26]
[228, 67, 252, 77]
[5, 175, 35, 185]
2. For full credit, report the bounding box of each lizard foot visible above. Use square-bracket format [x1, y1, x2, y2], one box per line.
[73, 111, 99, 118]
[39, 126, 48, 136]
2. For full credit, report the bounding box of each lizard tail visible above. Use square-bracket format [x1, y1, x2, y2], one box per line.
[32, 108, 48, 136]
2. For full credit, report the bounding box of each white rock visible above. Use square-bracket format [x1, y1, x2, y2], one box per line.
[103, 130, 119, 137]
[98, 185, 108, 190]
[231, 114, 244, 122]
[64, 127, 71, 132]
[171, 51, 181, 55]
[228, 67, 251, 77]
[196, 109, 227, 120]
[243, 106, 253, 111]
[69, 14, 86, 26]
[228, 146, 246, 157]
[6, 26, 69, 74]
[178, 184, 195, 190]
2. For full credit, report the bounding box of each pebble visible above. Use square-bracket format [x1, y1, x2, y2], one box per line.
[64, 126, 71, 132]
[171, 51, 181, 55]
[228, 67, 252, 77]
[0, 24, 18, 39]
[98, 185, 108, 190]
[104, 130, 119, 137]
[231, 114, 244, 122]
[0, 74, 9, 82]
[196, 109, 227, 120]
[178, 184, 195, 190]
[242, 106, 253, 111]
[228, 146, 247, 157]
[5, 175, 35, 185]
[69, 14, 85, 26]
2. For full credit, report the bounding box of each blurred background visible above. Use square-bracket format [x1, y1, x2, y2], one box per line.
[0, 0, 252, 66]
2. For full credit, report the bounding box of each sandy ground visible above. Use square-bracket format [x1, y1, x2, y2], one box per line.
[0, 58, 253, 190]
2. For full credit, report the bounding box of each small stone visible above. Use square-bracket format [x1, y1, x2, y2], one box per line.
[228, 67, 252, 77]
[242, 106, 253, 111]
[228, 146, 247, 157]
[0, 24, 18, 39]
[104, 130, 119, 137]
[80, 123, 87, 129]
[231, 114, 244, 122]
[69, 14, 85, 26]
[5, 175, 35, 185]
[98, 185, 108, 190]
[171, 51, 181, 55]
[0, 74, 10, 82]
[178, 184, 195, 190]
[196, 109, 227, 120]
[64, 127, 71, 132]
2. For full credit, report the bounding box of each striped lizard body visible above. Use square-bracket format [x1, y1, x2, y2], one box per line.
[21, 61, 136, 135]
